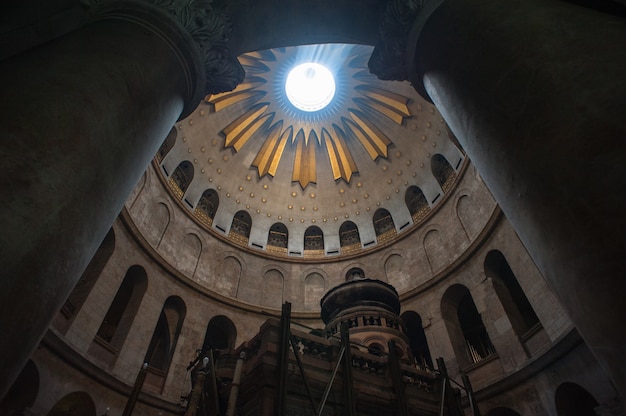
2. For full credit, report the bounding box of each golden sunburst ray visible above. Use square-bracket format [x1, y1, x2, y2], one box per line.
[207, 45, 413, 188]
[293, 129, 317, 188]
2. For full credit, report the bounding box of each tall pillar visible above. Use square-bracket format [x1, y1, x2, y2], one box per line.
[0, 0, 243, 398]
[371, 0, 626, 398]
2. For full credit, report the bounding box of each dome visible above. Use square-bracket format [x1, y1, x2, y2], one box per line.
[154, 44, 465, 261]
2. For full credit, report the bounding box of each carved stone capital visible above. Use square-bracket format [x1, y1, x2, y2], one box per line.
[83, 0, 244, 95]
[150, 0, 244, 94]
[368, 0, 423, 82]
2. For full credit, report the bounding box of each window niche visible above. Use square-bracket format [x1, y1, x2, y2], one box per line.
[267, 222, 289, 254]
[405, 186, 430, 224]
[143, 296, 186, 394]
[373, 208, 396, 244]
[485, 250, 547, 355]
[169, 160, 194, 199]
[195, 188, 219, 227]
[304, 226, 324, 258]
[89, 265, 147, 366]
[430, 154, 456, 193]
[229, 210, 252, 246]
[401, 311, 433, 370]
[441, 284, 499, 375]
[339, 221, 361, 254]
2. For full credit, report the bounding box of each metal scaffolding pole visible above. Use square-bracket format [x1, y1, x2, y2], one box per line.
[461, 373, 480, 416]
[290, 334, 318, 414]
[340, 322, 355, 416]
[122, 362, 148, 416]
[184, 357, 209, 416]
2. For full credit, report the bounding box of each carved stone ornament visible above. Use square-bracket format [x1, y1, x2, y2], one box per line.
[82, 0, 245, 94]
[368, 0, 423, 81]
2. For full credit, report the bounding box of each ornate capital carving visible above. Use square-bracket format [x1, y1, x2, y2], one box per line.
[150, 0, 244, 94]
[83, 0, 244, 95]
[368, 0, 423, 81]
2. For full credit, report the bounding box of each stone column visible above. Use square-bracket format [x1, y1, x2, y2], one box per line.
[371, 0, 626, 398]
[0, 0, 243, 398]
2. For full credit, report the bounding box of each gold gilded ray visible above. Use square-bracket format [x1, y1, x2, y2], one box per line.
[206, 46, 412, 189]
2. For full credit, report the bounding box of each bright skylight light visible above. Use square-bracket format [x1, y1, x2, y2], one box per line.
[285, 63, 336, 112]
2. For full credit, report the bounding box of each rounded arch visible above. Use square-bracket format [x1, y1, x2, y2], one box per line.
[47, 391, 96, 416]
[401, 311, 433, 369]
[0, 359, 39, 416]
[430, 153, 456, 192]
[195, 188, 219, 226]
[304, 271, 326, 311]
[170, 160, 194, 196]
[203, 315, 237, 351]
[485, 250, 540, 339]
[373, 208, 396, 237]
[94, 265, 148, 353]
[441, 284, 496, 368]
[268, 222, 289, 249]
[230, 210, 252, 241]
[304, 226, 324, 252]
[339, 220, 361, 249]
[555, 382, 599, 416]
[345, 267, 365, 281]
[405, 185, 430, 223]
[144, 296, 186, 374]
[261, 268, 285, 308]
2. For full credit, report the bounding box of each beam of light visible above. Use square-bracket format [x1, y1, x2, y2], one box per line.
[285, 63, 336, 112]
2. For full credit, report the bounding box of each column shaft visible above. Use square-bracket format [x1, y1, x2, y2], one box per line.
[0, 9, 198, 397]
[413, 0, 626, 396]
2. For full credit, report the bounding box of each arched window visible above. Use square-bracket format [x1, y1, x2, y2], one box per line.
[47, 392, 96, 416]
[169, 160, 194, 199]
[304, 226, 324, 257]
[339, 221, 361, 253]
[304, 273, 325, 310]
[91, 265, 147, 364]
[229, 210, 252, 245]
[441, 284, 496, 368]
[373, 208, 396, 243]
[0, 360, 39, 416]
[267, 222, 288, 253]
[195, 188, 219, 227]
[485, 250, 541, 342]
[431, 153, 456, 193]
[555, 382, 599, 416]
[345, 267, 365, 281]
[156, 126, 177, 162]
[202, 315, 237, 352]
[405, 186, 430, 223]
[401, 311, 433, 369]
[57, 228, 115, 333]
[144, 296, 186, 388]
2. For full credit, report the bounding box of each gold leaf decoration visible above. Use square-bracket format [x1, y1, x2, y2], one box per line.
[207, 45, 412, 188]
